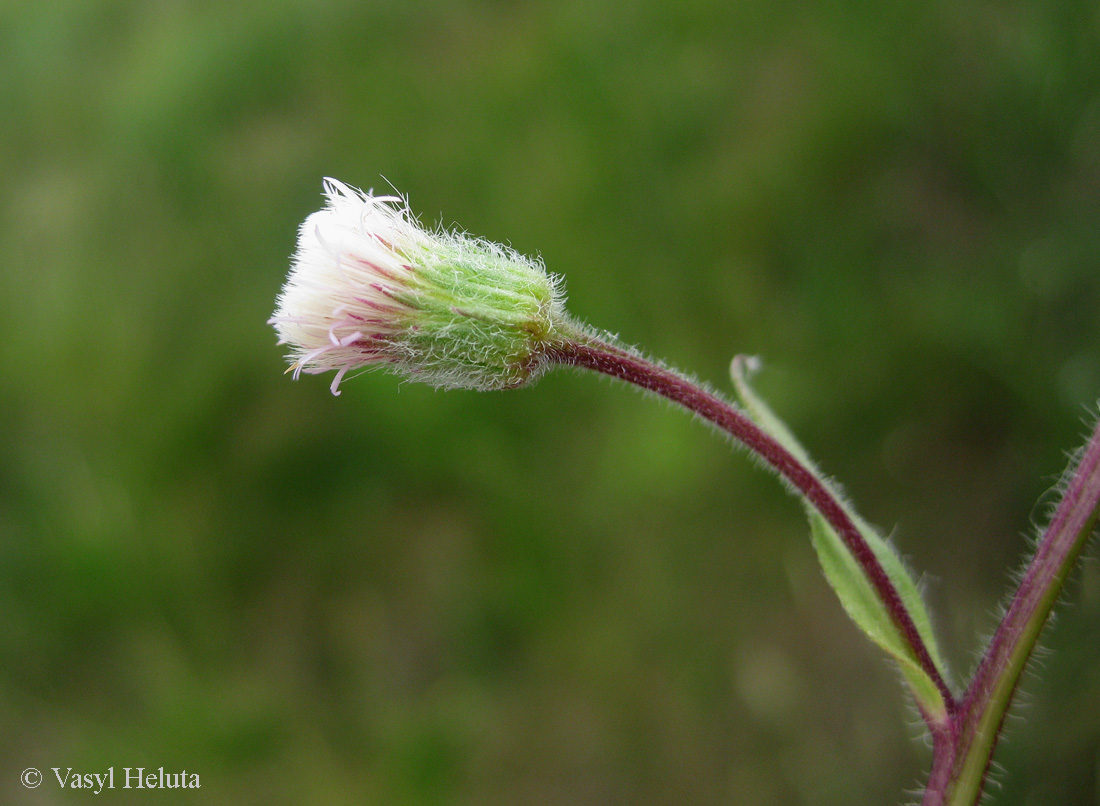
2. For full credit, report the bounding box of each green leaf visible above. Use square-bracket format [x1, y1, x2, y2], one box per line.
[808, 513, 946, 717]
[731, 357, 949, 720]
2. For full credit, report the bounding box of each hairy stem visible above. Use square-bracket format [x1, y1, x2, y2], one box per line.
[548, 333, 953, 707]
[546, 327, 1099, 804]
[926, 419, 1100, 805]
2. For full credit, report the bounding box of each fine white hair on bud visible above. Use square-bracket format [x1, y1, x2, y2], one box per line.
[270, 178, 571, 394]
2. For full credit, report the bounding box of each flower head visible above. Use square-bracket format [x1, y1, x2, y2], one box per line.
[270, 179, 569, 394]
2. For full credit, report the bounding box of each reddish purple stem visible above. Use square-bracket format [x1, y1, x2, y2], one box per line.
[545, 330, 1100, 804]
[922, 419, 1100, 804]
[549, 336, 953, 707]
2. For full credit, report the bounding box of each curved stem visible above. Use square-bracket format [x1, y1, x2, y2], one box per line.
[548, 333, 953, 707]
[547, 327, 1099, 805]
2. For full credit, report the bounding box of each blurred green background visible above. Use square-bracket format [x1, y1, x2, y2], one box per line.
[2, 1, 1099, 803]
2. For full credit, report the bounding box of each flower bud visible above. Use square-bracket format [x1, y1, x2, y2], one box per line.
[270, 179, 569, 394]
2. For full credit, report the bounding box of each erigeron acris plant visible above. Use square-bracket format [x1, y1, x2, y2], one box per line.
[270, 178, 1100, 805]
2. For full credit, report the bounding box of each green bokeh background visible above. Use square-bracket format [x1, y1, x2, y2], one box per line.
[3, 1, 1099, 803]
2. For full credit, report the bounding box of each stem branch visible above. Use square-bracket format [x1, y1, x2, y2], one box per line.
[931, 419, 1100, 804]
[548, 329, 1100, 805]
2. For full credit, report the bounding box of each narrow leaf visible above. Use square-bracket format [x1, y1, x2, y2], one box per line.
[732, 357, 949, 719]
